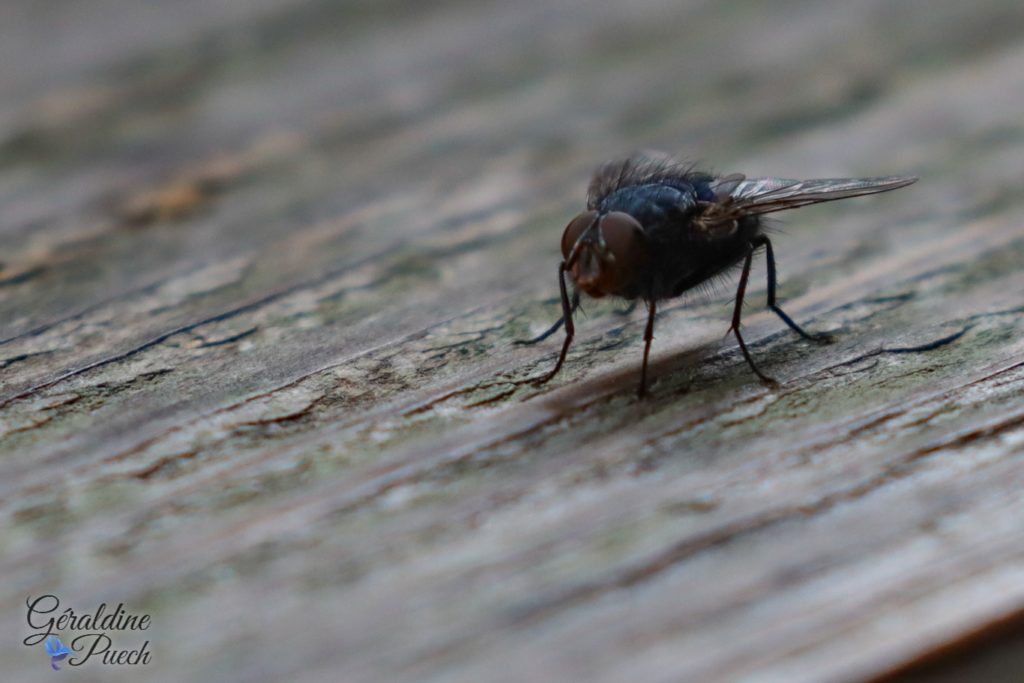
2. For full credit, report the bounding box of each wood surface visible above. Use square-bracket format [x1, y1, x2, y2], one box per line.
[2, 1, 1024, 681]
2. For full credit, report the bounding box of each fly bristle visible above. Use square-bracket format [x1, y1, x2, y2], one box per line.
[587, 153, 709, 209]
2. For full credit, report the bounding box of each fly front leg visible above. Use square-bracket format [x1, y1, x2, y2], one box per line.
[532, 261, 576, 386]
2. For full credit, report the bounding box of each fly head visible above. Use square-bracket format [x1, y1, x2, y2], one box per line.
[561, 210, 649, 298]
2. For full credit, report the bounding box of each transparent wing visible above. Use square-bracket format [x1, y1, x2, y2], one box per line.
[710, 173, 746, 201]
[727, 175, 918, 215]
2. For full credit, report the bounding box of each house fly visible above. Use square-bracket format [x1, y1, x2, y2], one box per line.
[518, 154, 917, 397]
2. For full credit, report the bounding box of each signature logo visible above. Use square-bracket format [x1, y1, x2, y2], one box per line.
[45, 636, 71, 670]
[24, 595, 152, 669]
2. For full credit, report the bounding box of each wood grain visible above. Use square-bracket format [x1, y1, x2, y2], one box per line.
[2, 1, 1024, 681]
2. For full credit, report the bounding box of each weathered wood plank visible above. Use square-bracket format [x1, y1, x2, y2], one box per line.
[3, 1, 1024, 681]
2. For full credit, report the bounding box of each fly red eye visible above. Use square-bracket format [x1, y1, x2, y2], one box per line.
[564, 211, 648, 298]
[596, 211, 647, 288]
[561, 210, 599, 259]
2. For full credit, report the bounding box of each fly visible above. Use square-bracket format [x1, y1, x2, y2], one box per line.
[518, 153, 917, 397]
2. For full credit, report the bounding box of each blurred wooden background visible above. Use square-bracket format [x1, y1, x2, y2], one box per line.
[2, 1, 1024, 681]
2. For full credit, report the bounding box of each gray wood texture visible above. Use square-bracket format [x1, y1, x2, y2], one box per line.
[2, 1, 1024, 681]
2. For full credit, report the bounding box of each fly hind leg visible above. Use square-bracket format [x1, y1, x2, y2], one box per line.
[729, 247, 778, 387]
[755, 235, 834, 344]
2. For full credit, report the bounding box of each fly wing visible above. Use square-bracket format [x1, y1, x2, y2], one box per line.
[710, 173, 746, 201]
[727, 175, 918, 215]
[692, 174, 916, 240]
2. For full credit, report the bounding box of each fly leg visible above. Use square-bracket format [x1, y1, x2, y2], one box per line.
[729, 246, 778, 386]
[617, 299, 639, 317]
[754, 235, 834, 343]
[514, 290, 579, 345]
[638, 298, 657, 398]
[532, 261, 575, 385]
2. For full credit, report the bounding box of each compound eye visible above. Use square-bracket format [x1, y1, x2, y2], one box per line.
[598, 212, 646, 277]
[561, 210, 599, 259]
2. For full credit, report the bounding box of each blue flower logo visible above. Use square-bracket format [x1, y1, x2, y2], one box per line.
[45, 635, 71, 670]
